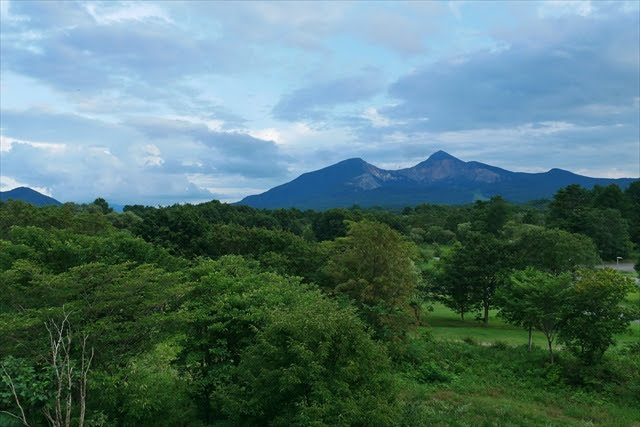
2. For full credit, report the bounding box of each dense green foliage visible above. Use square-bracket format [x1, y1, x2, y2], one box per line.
[435, 233, 511, 326]
[1, 183, 638, 426]
[548, 183, 636, 259]
[325, 220, 420, 342]
[559, 268, 638, 364]
[498, 268, 573, 363]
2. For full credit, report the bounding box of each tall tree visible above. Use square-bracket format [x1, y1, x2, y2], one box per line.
[437, 233, 510, 327]
[482, 195, 513, 235]
[547, 184, 591, 232]
[591, 184, 627, 212]
[325, 220, 420, 341]
[581, 208, 632, 260]
[513, 227, 599, 273]
[434, 243, 479, 321]
[623, 180, 640, 245]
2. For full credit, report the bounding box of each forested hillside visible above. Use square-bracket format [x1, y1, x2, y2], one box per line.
[1, 182, 639, 426]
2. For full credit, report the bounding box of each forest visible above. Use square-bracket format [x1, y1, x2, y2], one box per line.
[1, 182, 639, 426]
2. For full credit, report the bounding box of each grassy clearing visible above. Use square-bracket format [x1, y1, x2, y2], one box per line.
[404, 291, 640, 425]
[423, 298, 639, 349]
[398, 338, 640, 426]
[423, 303, 550, 347]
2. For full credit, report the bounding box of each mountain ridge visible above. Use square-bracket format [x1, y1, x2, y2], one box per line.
[0, 187, 62, 207]
[237, 151, 638, 210]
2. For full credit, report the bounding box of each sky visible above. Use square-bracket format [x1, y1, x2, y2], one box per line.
[0, 0, 639, 205]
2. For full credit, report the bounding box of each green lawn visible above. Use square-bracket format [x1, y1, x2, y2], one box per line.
[423, 295, 639, 349]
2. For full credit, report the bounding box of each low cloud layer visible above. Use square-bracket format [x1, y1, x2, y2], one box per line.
[1, 110, 289, 204]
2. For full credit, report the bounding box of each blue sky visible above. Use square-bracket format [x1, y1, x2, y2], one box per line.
[1, 0, 638, 205]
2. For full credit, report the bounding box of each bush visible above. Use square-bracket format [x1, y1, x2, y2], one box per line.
[492, 340, 509, 351]
[462, 336, 477, 346]
[414, 362, 453, 384]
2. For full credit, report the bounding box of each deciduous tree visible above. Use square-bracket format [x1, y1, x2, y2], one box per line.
[498, 268, 571, 362]
[437, 233, 510, 327]
[325, 220, 420, 341]
[559, 268, 637, 363]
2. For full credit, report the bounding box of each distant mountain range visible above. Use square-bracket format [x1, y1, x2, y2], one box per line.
[0, 187, 61, 207]
[3, 152, 637, 211]
[237, 151, 638, 210]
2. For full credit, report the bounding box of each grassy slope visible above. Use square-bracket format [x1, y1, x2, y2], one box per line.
[398, 339, 640, 426]
[398, 291, 640, 426]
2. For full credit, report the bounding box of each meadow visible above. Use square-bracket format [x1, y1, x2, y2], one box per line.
[425, 296, 639, 348]
[398, 294, 640, 426]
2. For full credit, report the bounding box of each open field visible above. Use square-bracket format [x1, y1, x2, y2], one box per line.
[423, 294, 640, 348]
[399, 338, 640, 426]
[403, 291, 640, 426]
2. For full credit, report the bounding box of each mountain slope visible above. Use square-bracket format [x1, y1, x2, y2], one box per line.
[237, 151, 637, 210]
[0, 187, 62, 206]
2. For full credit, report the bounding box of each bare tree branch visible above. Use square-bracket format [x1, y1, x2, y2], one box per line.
[3, 308, 93, 427]
[0, 364, 31, 426]
[78, 335, 93, 427]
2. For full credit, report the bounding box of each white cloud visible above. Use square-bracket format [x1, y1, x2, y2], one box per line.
[134, 144, 164, 167]
[538, 1, 594, 18]
[433, 121, 602, 144]
[0, 134, 67, 153]
[185, 173, 268, 203]
[448, 1, 463, 20]
[362, 107, 391, 128]
[574, 167, 630, 179]
[249, 128, 282, 144]
[0, 175, 53, 196]
[0, 0, 10, 20]
[164, 115, 225, 132]
[85, 2, 172, 25]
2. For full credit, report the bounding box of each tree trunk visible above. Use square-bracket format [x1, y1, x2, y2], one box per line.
[528, 326, 532, 352]
[483, 302, 489, 328]
[547, 338, 554, 364]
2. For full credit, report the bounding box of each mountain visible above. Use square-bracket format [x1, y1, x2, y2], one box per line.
[237, 151, 638, 210]
[0, 187, 62, 206]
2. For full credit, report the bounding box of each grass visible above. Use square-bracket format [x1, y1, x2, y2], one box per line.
[619, 270, 639, 279]
[398, 335, 640, 426]
[423, 303, 551, 347]
[401, 289, 640, 425]
[422, 295, 640, 349]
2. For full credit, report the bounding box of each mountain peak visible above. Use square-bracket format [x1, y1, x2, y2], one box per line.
[0, 186, 61, 207]
[426, 150, 458, 162]
[340, 157, 367, 165]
